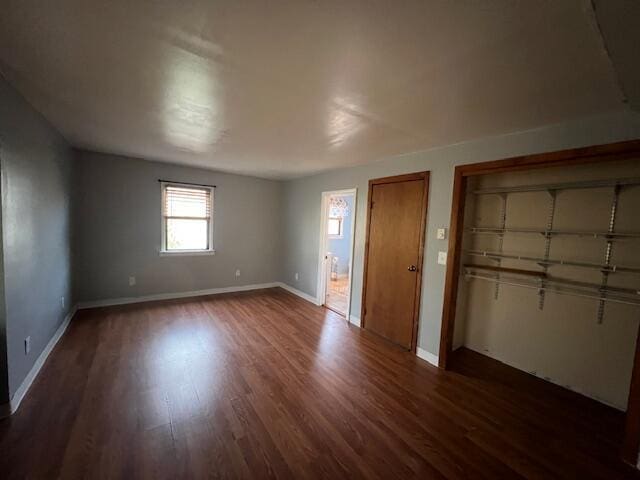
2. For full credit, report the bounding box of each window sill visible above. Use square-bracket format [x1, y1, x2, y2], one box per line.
[159, 250, 216, 257]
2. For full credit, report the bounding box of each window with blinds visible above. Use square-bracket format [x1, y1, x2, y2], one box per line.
[161, 183, 214, 252]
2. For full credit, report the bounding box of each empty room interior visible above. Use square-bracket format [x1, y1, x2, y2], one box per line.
[2, 1, 640, 478]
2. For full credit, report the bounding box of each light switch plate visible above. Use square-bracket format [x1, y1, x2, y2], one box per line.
[436, 228, 447, 240]
[129, 276, 136, 286]
[438, 251, 448, 265]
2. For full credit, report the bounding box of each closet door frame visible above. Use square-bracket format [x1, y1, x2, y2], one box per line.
[438, 139, 640, 466]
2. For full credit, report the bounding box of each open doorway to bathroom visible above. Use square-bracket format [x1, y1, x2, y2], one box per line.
[317, 189, 356, 318]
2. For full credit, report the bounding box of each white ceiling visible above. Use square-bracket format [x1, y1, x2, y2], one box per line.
[0, 1, 630, 179]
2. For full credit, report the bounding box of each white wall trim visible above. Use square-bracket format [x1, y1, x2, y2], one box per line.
[316, 188, 357, 314]
[278, 282, 361, 319]
[2, 305, 78, 417]
[77, 282, 280, 309]
[160, 181, 215, 254]
[277, 282, 322, 305]
[416, 347, 439, 367]
[1, 282, 294, 418]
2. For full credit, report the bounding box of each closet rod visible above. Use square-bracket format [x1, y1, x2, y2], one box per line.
[463, 263, 546, 278]
[467, 226, 640, 239]
[465, 273, 640, 307]
[472, 177, 640, 195]
[465, 250, 640, 274]
[464, 271, 640, 308]
[465, 265, 640, 295]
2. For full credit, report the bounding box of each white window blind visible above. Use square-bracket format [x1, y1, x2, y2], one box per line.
[162, 184, 214, 252]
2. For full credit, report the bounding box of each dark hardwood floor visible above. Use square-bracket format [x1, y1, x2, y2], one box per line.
[0, 287, 637, 479]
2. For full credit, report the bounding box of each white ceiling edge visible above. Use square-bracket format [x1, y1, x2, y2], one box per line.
[75, 108, 640, 183]
[282, 109, 640, 182]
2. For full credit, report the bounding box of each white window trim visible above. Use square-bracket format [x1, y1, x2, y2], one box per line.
[159, 249, 216, 257]
[160, 182, 215, 256]
[327, 217, 344, 239]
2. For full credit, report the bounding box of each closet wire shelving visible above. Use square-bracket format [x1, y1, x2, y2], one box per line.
[463, 177, 640, 323]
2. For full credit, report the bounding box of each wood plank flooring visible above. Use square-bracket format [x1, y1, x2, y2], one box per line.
[0, 287, 637, 479]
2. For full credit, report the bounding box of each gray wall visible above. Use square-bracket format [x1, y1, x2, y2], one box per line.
[281, 110, 640, 357]
[0, 75, 75, 401]
[73, 151, 283, 303]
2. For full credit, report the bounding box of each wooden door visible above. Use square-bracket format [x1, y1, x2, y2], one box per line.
[361, 172, 429, 351]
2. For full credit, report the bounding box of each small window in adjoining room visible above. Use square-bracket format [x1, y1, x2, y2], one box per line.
[327, 217, 343, 238]
[161, 183, 214, 254]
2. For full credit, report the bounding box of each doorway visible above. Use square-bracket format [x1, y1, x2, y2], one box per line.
[318, 189, 356, 318]
[361, 172, 429, 351]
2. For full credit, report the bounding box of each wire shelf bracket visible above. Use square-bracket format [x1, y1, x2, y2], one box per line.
[597, 185, 622, 323]
[539, 190, 557, 310]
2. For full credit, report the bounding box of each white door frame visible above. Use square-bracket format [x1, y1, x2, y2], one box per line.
[316, 188, 357, 318]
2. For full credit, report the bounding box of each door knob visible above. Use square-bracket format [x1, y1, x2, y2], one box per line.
[408, 265, 417, 272]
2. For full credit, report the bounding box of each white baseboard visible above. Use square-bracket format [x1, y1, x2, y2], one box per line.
[78, 282, 281, 309]
[277, 283, 321, 305]
[1, 305, 78, 417]
[348, 315, 361, 327]
[1, 282, 307, 417]
[416, 347, 439, 367]
[0, 283, 348, 417]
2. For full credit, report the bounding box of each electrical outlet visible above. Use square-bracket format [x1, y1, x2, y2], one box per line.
[235, 269, 241, 277]
[436, 228, 447, 240]
[438, 251, 448, 266]
[295, 272, 299, 281]
[61, 296, 65, 309]
[129, 276, 136, 286]
[25, 336, 31, 355]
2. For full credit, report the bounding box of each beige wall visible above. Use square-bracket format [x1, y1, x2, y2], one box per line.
[455, 158, 640, 410]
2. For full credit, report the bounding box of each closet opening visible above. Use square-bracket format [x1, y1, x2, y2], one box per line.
[440, 140, 640, 466]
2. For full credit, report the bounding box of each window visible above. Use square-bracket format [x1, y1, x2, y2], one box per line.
[327, 217, 343, 238]
[161, 183, 214, 254]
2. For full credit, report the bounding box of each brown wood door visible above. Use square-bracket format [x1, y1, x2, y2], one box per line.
[362, 172, 429, 351]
